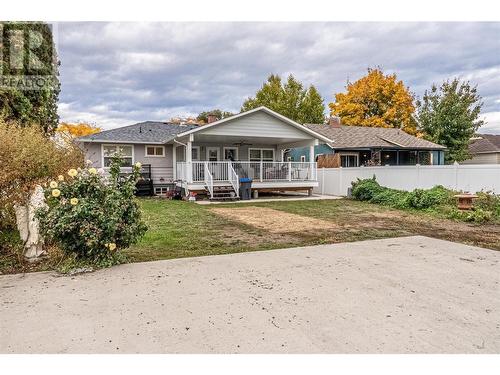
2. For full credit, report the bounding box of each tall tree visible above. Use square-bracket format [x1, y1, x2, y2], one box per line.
[57, 122, 102, 137]
[0, 22, 60, 135]
[196, 109, 234, 123]
[329, 68, 417, 134]
[417, 78, 484, 163]
[241, 74, 326, 124]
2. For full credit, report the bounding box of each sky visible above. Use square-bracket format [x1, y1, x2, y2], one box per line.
[56, 22, 500, 133]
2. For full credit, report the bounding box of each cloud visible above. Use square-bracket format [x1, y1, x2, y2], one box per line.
[57, 22, 500, 133]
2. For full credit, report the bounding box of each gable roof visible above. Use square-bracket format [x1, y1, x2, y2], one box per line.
[304, 124, 446, 150]
[174, 106, 334, 144]
[469, 134, 500, 154]
[77, 121, 199, 144]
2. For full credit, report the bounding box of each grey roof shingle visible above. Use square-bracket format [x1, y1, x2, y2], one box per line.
[77, 121, 198, 144]
[304, 124, 446, 150]
[469, 134, 500, 153]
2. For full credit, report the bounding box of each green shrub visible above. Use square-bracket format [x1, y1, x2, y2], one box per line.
[371, 189, 410, 209]
[37, 156, 147, 262]
[407, 186, 453, 209]
[350, 177, 499, 223]
[351, 177, 384, 201]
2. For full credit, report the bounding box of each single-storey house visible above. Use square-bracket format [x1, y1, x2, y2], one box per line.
[462, 134, 500, 164]
[287, 117, 446, 167]
[78, 106, 333, 199]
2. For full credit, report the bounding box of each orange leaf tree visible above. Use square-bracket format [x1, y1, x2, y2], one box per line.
[329, 68, 418, 135]
[57, 122, 101, 137]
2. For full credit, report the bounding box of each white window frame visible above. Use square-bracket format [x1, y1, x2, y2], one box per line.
[300, 155, 306, 162]
[206, 147, 220, 161]
[192, 146, 201, 161]
[101, 144, 134, 169]
[248, 148, 275, 162]
[339, 152, 359, 168]
[145, 145, 165, 158]
[223, 146, 239, 161]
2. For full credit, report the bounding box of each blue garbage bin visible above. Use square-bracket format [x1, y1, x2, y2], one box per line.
[239, 178, 252, 200]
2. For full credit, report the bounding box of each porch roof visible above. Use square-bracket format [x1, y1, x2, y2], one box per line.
[171, 106, 334, 145]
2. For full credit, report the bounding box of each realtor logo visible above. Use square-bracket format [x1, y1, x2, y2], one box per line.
[0, 22, 58, 90]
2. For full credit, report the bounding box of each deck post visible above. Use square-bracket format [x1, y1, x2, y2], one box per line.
[309, 143, 316, 181]
[186, 134, 193, 183]
[260, 161, 263, 182]
[288, 161, 292, 181]
[172, 144, 177, 180]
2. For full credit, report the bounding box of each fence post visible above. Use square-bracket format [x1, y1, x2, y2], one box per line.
[454, 161, 459, 191]
[416, 163, 420, 188]
[338, 167, 343, 196]
[321, 168, 325, 195]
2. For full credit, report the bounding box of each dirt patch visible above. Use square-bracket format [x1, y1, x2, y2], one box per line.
[211, 206, 338, 233]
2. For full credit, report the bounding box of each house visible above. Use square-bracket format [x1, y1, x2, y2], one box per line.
[462, 134, 500, 164]
[78, 106, 333, 199]
[287, 117, 446, 167]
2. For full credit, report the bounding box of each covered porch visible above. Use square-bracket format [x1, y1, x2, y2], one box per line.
[166, 106, 332, 199]
[172, 134, 319, 198]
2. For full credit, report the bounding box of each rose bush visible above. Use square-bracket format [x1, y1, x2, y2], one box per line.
[37, 155, 147, 262]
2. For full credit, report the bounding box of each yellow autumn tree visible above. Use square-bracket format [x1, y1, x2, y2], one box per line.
[329, 68, 418, 135]
[57, 122, 102, 137]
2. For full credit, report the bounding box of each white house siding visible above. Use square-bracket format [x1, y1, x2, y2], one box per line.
[200, 111, 314, 140]
[461, 152, 500, 165]
[81, 142, 174, 184]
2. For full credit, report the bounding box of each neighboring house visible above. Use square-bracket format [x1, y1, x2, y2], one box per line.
[287, 117, 446, 167]
[78, 106, 333, 199]
[462, 134, 500, 164]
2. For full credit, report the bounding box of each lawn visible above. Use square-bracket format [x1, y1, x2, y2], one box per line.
[125, 198, 500, 263]
[2, 197, 499, 274]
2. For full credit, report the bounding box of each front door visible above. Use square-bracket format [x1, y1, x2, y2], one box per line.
[207, 147, 220, 161]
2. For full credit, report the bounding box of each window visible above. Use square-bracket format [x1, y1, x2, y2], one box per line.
[287, 156, 292, 162]
[154, 186, 170, 196]
[103, 144, 133, 167]
[249, 148, 275, 162]
[192, 146, 200, 161]
[207, 147, 220, 161]
[300, 155, 306, 162]
[340, 153, 359, 168]
[223, 147, 238, 161]
[145, 145, 165, 157]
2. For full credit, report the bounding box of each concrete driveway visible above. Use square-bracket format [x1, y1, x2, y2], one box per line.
[1, 236, 499, 353]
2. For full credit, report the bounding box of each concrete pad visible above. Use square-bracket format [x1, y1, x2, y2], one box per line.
[1, 236, 499, 353]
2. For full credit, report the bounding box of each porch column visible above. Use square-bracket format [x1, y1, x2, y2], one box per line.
[309, 141, 317, 180]
[186, 134, 193, 183]
[172, 144, 177, 180]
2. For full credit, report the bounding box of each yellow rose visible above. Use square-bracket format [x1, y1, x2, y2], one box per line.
[88, 167, 97, 175]
[49, 181, 58, 189]
[135, 162, 142, 169]
[68, 169, 78, 177]
[51, 189, 61, 198]
[108, 243, 117, 251]
[57, 175, 64, 182]
[70, 198, 79, 205]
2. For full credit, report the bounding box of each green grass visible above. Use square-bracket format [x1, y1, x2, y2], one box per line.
[2, 197, 499, 274]
[124, 199, 305, 262]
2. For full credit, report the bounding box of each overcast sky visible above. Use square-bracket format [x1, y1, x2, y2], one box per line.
[57, 22, 500, 133]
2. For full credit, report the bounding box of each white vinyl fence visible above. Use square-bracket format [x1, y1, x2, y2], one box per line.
[315, 164, 500, 196]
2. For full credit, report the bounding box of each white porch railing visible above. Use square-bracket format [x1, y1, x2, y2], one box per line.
[176, 161, 317, 183]
[228, 163, 240, 197]
[204, 162, 214, 198]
